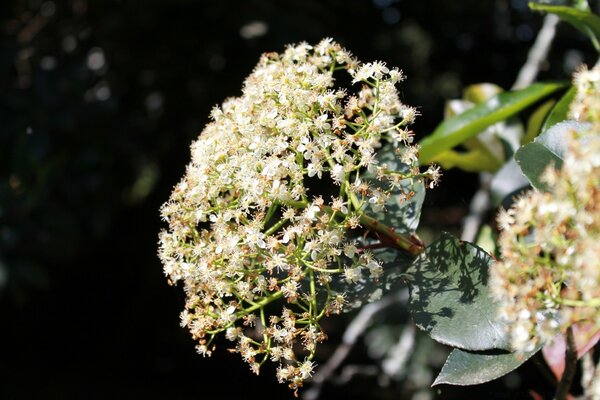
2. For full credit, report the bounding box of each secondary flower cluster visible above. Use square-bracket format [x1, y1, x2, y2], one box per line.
[490, 66, 600, 352]
[158, 38, 438, 390]
[570, 64, 600, 123]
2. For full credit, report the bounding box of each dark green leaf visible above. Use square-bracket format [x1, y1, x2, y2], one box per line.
[406, 233, 511, 351]
[366, 145, 425, 234]
[514, 120, 587, 190]
[333, 145, 424, 311]
[433, 345, 541, 386]
[529, 3, 600, 51]
[541, 86, 576, 133]
[418, 83, 565, 164]
[332, 247, 413, 311]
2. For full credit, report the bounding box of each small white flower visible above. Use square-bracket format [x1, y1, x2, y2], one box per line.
[159, 37, 427, 389]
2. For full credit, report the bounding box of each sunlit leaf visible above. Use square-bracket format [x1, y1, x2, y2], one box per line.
[529, 2, 600, 51]
[406, 233, 511, 351]
[429, 148, 502, 172]
[418, 82, 565, 164]
[475, 225, 497, 257]
[540, 86, 576, 133]
[443, 98, 506, 166]
[514, 120, 587, 190]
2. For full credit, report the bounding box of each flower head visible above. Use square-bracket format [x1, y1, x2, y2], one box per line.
[158, 38, 432, 389]
[491, 66, 600, 352]
[570, 64, 600, 124]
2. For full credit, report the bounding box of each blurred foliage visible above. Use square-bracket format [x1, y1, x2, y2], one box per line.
[1, 0, 598, 398]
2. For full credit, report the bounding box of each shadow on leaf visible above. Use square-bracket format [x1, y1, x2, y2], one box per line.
[406, 232, 511, 351]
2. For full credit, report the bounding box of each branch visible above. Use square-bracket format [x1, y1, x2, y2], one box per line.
[461, 13, 559, 242]
[461, 173, 492, 242]
[554, 326, 578, 400]
[512, 14, 560, 90]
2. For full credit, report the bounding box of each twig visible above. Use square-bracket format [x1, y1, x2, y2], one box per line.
[302, 290, 408, 400]
[461, 173, 492, 242]
[512, 14, 560, 90]
[554, 327, 578, 400]
[461, 13, 559, 242]
[381, 323, 416, 377]
[335, 364, 380, 384]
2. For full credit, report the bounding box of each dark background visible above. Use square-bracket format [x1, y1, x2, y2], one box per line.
[1, 0, 597, 399]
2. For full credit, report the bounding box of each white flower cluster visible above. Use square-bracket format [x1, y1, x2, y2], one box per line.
[490, 66, 600, 352]
[570, 64, 600, 123]
[158, 38, 436, 390]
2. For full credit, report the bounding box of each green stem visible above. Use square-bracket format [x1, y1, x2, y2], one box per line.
[559, 297, 600, 308]
[309, 269, 317, 317]
[306, 263, 343, 274]
[263, 201, 279, 226]
[234, 290, 284, 318]
[264, 217, 289, 236]
[259, 306, 271, 366]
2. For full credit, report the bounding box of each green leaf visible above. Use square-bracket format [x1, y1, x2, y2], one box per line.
[540, 86, 576, 133]
[443, 98, 507, 165]
[433, 345, 541, 386]
[475, 225, 497, 257]
[406, 233, 511, 351]
[331, 247, 413, 311]
[430, 148, 502, 172]
[418, 82, 565, 164]
[529, 3, 600, 51]
[514, 120, 586, 190]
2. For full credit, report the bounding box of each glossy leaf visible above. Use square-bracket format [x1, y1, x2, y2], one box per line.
[529, 3, 600, 51]
[433, 345, 541, 386]
[443, 98, 506, 168]
[429, 148, 502, 173]
[418, 82, 565, 164]
[406, 233, 511, 351]
[365, 145, 425, 234]
[514, 120, 586, 190]
[333, 144, 425, 311]
[332, 247, 413, 311]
